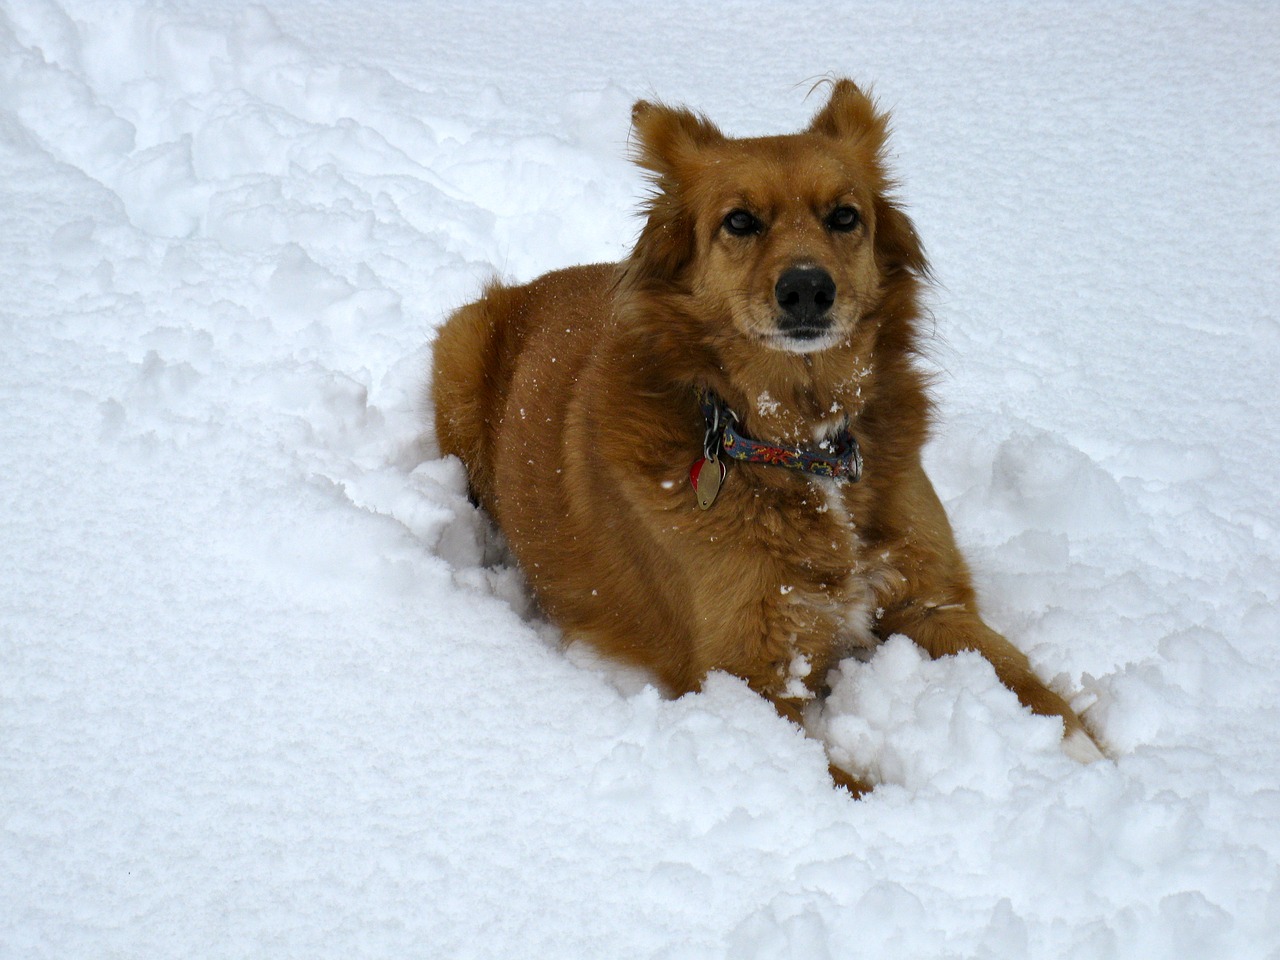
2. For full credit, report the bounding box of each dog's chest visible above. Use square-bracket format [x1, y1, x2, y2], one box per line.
[797, 477, 882, 651]
[722, 472, 882, 653]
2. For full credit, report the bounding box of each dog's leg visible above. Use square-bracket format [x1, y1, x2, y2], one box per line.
[689, 594, 876, 795]
[766, 693, 872, 797]
[871, 464, 1105, 762]
[879, 604, 1103, 761]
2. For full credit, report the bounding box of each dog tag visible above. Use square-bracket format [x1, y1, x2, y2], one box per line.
[690, 455, 726, 510]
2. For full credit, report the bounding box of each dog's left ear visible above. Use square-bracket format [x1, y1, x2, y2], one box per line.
[809, 80, 927, 278]
[806, 79, 888, 145]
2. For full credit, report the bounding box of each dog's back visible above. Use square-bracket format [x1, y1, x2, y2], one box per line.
[432, 262, 700, 691]
[432, 263, 615, 515]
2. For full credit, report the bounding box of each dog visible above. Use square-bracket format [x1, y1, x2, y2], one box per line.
[431, 79, 1103, 794]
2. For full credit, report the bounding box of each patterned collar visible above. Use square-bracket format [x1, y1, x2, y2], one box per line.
[697, 388, 863, 482]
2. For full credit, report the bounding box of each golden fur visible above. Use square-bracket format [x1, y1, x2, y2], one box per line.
[431, 80, 1099, 793]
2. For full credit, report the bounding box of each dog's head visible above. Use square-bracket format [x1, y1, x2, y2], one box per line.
[625, 79, 926, 357]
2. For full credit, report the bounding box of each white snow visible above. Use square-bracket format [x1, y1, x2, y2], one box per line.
[2, 1, 1278, 958]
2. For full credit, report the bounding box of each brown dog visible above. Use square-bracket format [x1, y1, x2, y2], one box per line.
[431, 80, 1102, 793]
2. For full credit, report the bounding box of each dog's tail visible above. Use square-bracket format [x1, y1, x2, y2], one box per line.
[430, 282, 519, 511]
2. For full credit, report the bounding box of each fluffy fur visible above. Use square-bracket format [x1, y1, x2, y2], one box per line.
[431, 80, 1100, 793]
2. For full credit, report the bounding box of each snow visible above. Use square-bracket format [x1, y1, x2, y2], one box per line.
[2, 1, 1278, 957]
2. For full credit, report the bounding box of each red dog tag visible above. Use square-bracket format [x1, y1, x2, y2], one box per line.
[690, 455, 726, 510]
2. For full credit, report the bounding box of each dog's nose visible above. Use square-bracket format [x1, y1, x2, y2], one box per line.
[775, 266, 836, 329]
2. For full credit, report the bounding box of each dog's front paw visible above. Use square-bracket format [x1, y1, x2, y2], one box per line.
[1062, 727, 1107, 764]
[828, 763, 873, 797]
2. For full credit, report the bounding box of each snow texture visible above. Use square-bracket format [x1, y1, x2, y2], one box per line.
[2, 1, 1278, 957]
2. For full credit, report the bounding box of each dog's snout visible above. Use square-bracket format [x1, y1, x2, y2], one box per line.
[775, 266, 836, 328]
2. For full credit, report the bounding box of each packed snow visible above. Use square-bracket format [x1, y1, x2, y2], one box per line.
[3, 1, 1278, 957]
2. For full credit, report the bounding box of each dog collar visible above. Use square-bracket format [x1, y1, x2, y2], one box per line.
[691, 388, 862, 509]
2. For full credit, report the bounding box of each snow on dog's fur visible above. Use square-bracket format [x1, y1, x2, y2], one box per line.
[431, 80, 1102, 793]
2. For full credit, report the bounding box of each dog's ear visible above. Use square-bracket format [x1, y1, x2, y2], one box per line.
[626, 102, 724, 285]
[805, 79, 888, 145]
[809, 81, 927, 278]
[630, 100, 724, 179]
[874, 195, 928, 279]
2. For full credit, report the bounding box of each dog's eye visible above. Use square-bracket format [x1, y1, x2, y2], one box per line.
[826, 206, 860, 232]
[723, 210, 761, 236]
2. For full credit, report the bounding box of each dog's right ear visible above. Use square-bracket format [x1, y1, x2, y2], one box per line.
[630, 100, 724, 179]
[626, 102, 724, 286]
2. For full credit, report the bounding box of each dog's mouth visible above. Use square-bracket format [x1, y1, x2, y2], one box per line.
[765, 323, 841, 354]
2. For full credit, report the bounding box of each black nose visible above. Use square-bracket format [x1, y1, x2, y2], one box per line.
[774, 266, 836, 330]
